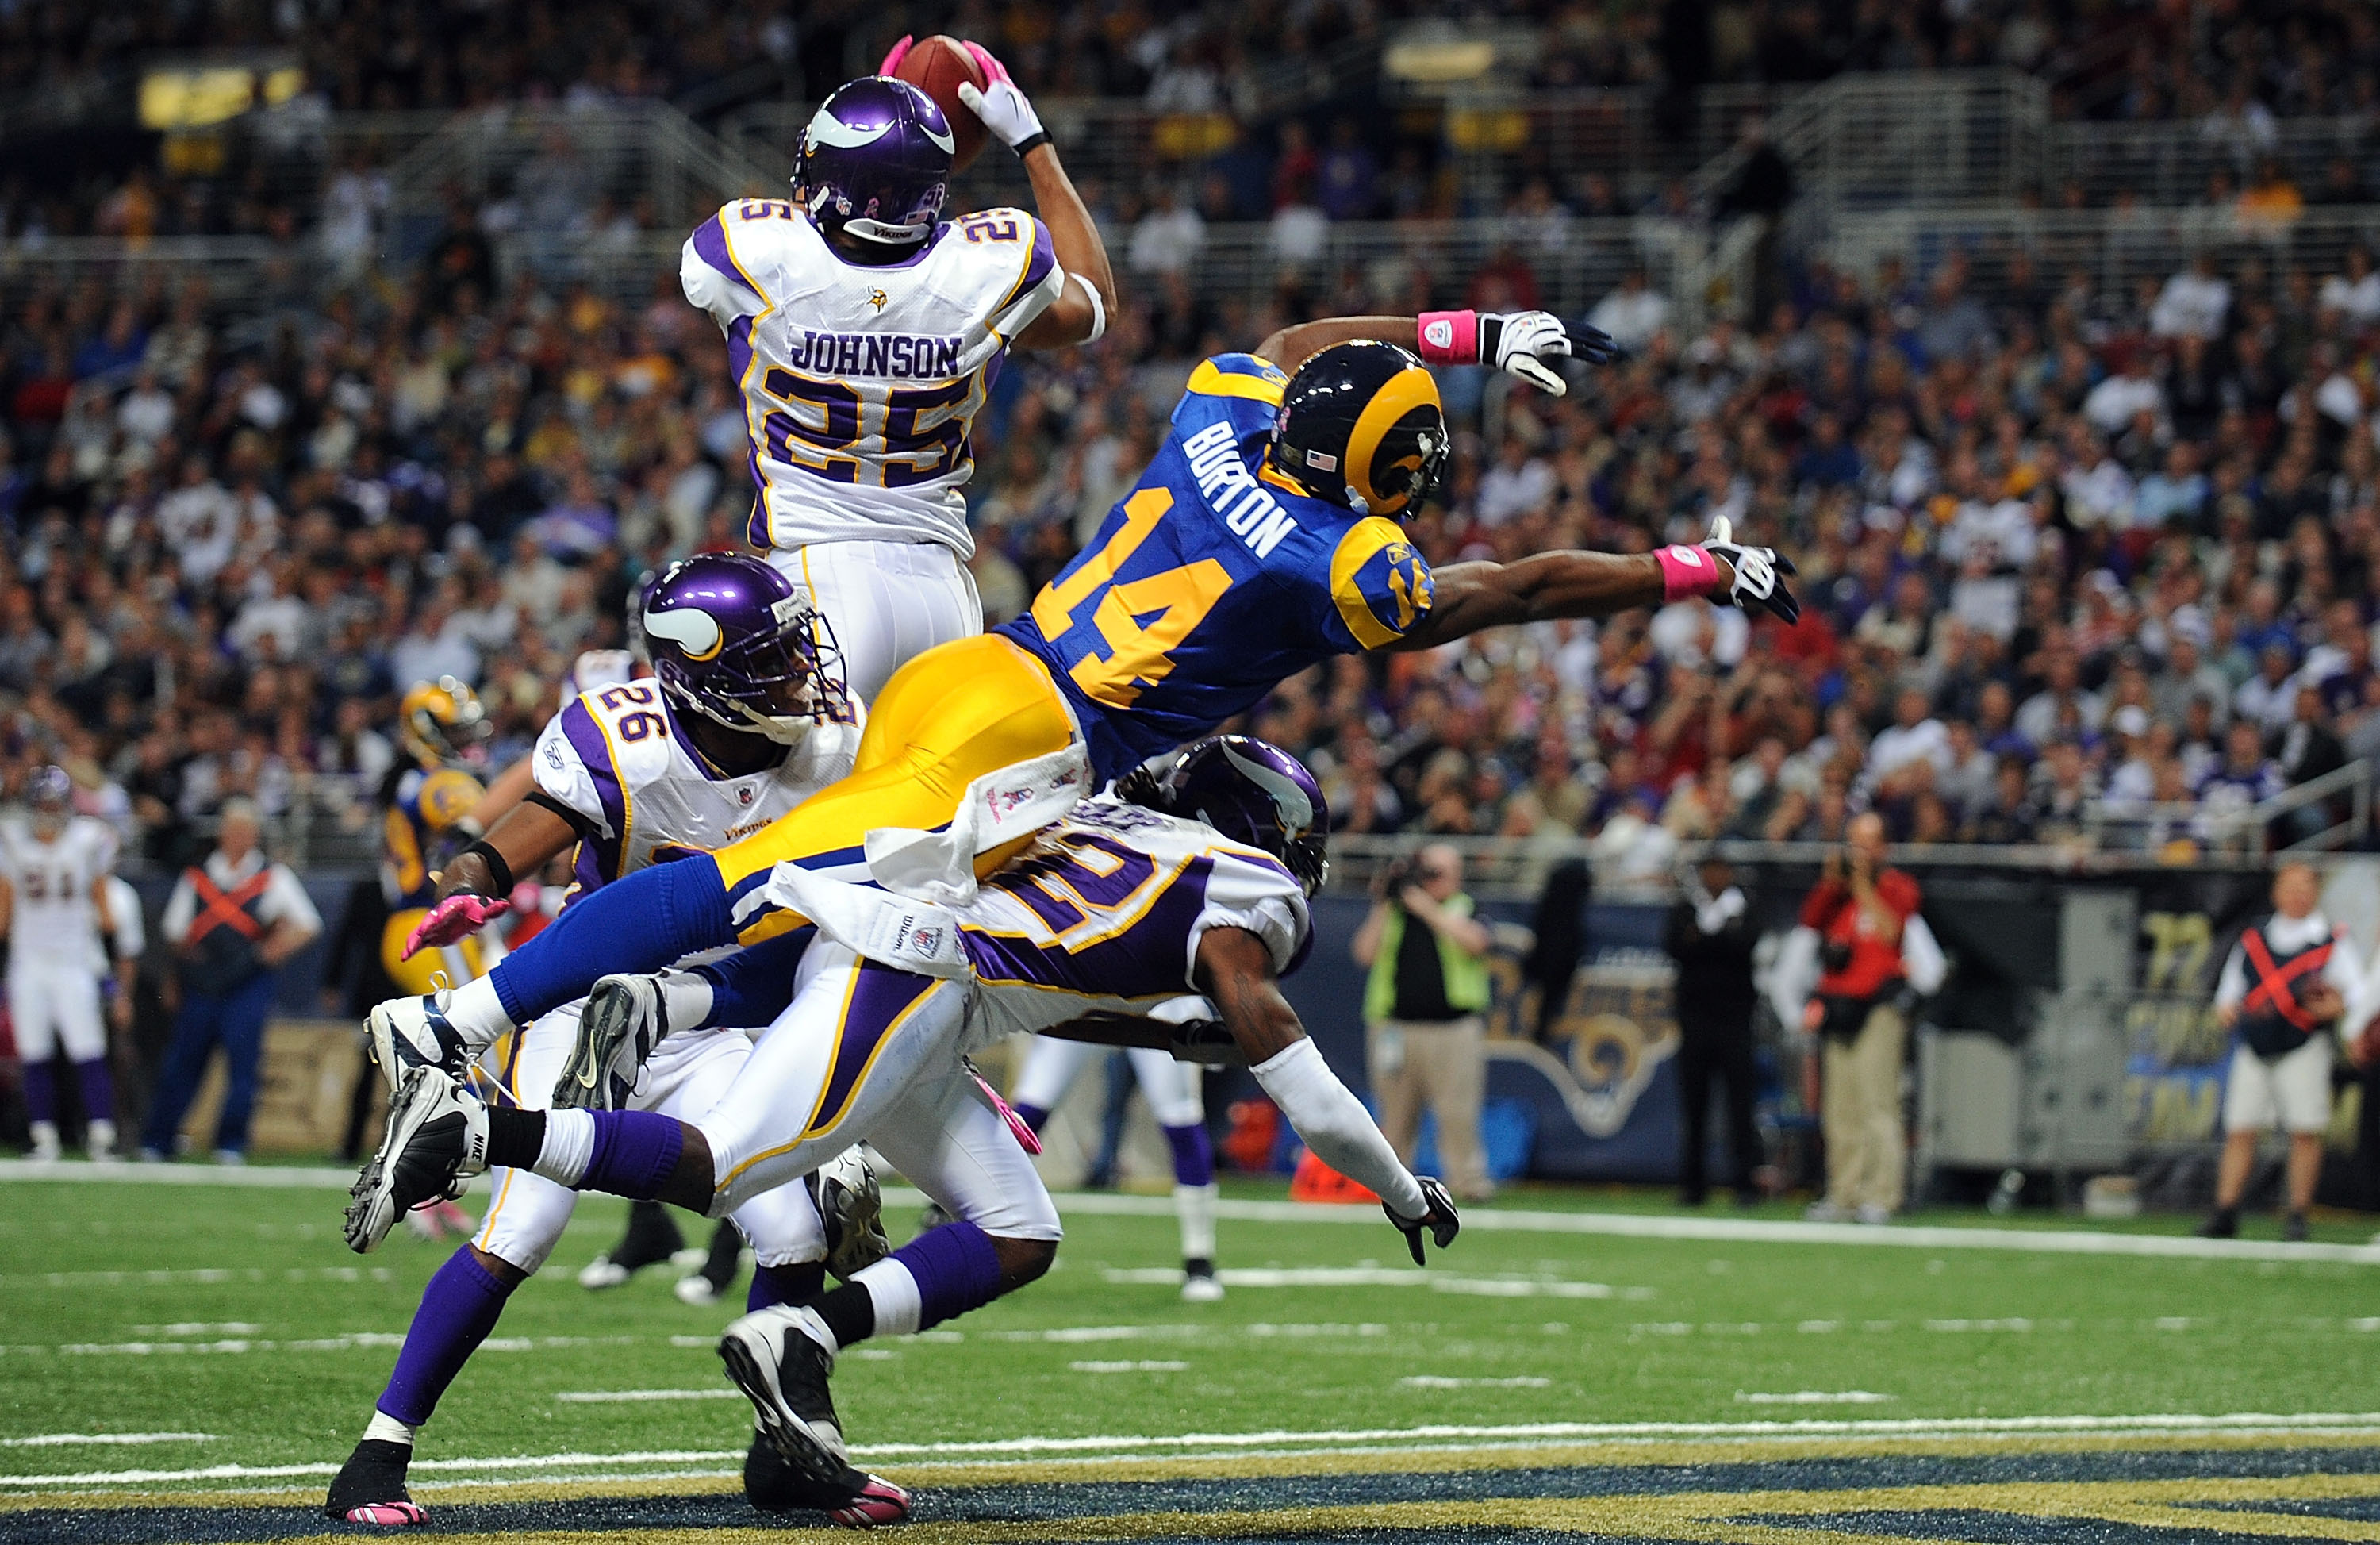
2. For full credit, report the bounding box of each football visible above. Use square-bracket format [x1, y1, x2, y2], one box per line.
[893, 34, 989, 173]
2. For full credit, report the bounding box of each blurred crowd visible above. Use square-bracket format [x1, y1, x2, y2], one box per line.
[6, 175, 2380, 870]
[10, 1, 2380, 244]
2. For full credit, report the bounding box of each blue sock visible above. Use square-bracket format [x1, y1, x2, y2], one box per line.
[580, 1111, 686, 1201]
[378, 1250, 512, 1428]
[493, 857, 735, 1025]
[1162, 1121, 1215, 1188]
[692, 925, 814, 1030]
[1012, 1101, 1050, 1135]
[74, 1059, 115, 1125]
[748, 1260, 826, 1312]
[21, 1062, 55, 1126]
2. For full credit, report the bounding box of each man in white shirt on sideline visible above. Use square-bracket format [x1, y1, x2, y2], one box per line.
[2198, 862, 2364, 1242]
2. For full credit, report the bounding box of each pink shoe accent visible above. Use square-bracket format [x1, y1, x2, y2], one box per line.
[344, 1501, 428, 1526]
[830, 1475, 911, 1528]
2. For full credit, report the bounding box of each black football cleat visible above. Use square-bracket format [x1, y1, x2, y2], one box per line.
[719, 1305, 847, 1486]
[324, 1439, 426, 1525]
[743, 1432, 911, 1526]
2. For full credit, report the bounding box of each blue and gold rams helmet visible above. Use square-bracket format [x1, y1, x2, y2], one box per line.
[1267, 340, 1449, 519]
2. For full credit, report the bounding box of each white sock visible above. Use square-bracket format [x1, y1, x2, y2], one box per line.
[1176, 1182, 1219, 1262]
[530, 1108, 597, 1186]
[363, 1410, 416, 1447]
[852, 1258, 923, 1340]
[658, 970, 716, 1032]
[444, 977, 513, 1047]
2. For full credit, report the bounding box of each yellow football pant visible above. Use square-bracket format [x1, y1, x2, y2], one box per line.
[709, 633, 1081, 942]
[380, 913, 487, 996]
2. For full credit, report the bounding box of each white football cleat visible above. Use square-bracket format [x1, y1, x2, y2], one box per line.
[86, 1119, 118, 1163]
[555, 974, 668, 1111]
[675, 1274, 723, 1306]
[346, 1068, 487, 1255]
[365, 993, 472, 1091]
[1180, 1260, 1225, 1302]
[28, 1121, 60, 1163]
[817, 1149, 890, 1282]
[719, 1305, 848, 1486]
[577, 1254, 631, 1289]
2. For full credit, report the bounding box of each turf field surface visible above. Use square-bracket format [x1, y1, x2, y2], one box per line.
[3, 1169, 2378, 1542]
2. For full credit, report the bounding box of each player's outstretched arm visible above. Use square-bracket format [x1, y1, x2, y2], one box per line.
[1194, 927, 1460, 1261]
[1255, 311, 1617, 392]
[1397, 517, 1798, 649]
[954, 42, 1115, 352]
[405, 795, 583, 959]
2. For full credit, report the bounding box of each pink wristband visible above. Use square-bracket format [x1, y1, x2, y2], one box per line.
[1653, 544, 1722, 601]
[1416, 310, 1478, 366]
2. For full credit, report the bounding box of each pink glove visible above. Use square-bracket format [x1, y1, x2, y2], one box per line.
[878, 34, 913, 75]
[959, 40, 1012, 85]
[402, 894, 512, 959]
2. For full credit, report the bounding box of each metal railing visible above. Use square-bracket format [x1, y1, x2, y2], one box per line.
[2048, 113, 2380, 206]
[1324, 813, 2380, 901]
[1690, 70, 2052, 215]
[1823, 202, 2380, 305]
[2080, 760, 2375, 858]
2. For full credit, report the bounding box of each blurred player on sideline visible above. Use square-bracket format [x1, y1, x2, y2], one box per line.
[0, 767, 125, 1159]
[1006, 1036, 1224, 1300]
[683, 48, 1112, 701]
[379, 678, 493, 997]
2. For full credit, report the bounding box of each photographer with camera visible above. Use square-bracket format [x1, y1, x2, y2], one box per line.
[1352, 844, 1497, 1201]
[1791, 813, 1936, 1224]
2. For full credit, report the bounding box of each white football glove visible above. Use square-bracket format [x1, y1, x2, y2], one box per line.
[1699, 516, 1801, 624]
[1477, 312, 1619, 396]
[954, 42, 1046, 153]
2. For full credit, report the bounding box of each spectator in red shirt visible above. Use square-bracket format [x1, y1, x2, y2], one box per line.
[1798, 812, 1923, 1223]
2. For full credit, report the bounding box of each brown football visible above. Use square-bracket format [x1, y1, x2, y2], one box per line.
[893, 34, 988, 174]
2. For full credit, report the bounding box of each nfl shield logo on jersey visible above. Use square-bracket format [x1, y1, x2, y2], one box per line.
[738, 786, 756, 805]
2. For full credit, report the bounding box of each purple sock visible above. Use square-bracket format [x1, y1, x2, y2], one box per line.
[897, 1218, 1004, 1329]
[747, 1260, 826, 1313]
[1012, 1101, 1050, 1135]
[74, 1059, 114, 1125]
[378, 1249, 513, 1428]
[581, 1110, 685, 1201]
[21, 1062, 55, 1126]
[1162, 1121, 1215, 1188]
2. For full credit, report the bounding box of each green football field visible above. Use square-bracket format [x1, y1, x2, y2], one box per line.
[6, 1170, 2380, 1542]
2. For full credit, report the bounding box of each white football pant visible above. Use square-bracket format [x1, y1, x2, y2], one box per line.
[769, 539, 984, 706]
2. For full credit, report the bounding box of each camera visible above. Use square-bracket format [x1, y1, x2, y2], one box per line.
[1377, 855, 1418, 899]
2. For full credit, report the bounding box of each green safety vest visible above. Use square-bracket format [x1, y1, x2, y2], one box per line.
[1364, 892, 1492, 1022]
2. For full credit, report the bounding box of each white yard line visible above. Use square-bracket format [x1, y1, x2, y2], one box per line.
[1100, 1266, 1619, 1297]
[553, 1389, 743, 1403]
[7, 1160, 2376, 1263]
[13, 1412, 2380, 1489]
[1736, 1392, 1896, 1405]
[0, 1433, 212, 1448]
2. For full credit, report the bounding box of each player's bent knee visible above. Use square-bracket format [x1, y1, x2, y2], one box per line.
[990, 1234, 1058, 1289]
[467, 1243, 532, 1288]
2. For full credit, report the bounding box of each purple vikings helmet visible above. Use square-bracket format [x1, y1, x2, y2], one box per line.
[1127, 736, 1330, 896]
[27, 764, 71, 829]
[639, 554, 848, 744]
[795, 77, 954, 247]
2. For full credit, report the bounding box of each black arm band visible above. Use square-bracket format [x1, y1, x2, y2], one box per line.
[458, 840, 515, 897]
[524, 788, 597, 836]
[1013, 130, 1052, 158]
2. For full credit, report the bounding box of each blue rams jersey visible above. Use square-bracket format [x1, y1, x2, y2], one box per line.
[995, 353, 1436, 781]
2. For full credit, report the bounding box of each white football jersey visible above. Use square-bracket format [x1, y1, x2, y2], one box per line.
[950, 799, 1310, 1050]
[681, 198, 1065, 559]
[0, 817, 118, 967]
[533, 680, 862, 895]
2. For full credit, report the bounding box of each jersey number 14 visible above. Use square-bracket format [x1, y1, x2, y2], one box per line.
[1028, 488, 1230, 709]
